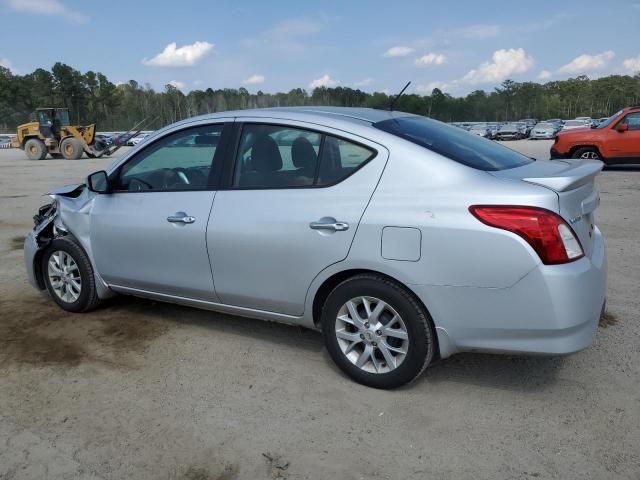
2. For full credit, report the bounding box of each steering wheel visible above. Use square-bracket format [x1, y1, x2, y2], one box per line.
[128, 177, 153, 191]
[160, 168, 190, 189]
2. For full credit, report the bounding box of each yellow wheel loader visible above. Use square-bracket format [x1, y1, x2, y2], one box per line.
[11, 108, 119, 160]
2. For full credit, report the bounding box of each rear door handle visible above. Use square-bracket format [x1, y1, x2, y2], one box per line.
[309, 217, 349, 232]
[167, 212, 196, 224]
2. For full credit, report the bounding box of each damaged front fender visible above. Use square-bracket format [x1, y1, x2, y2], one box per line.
[25, 185, 114, 299]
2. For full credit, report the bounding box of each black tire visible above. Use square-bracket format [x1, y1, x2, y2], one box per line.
[24, 138, 47, 160]
[321, 273, 435, 389]
[571, 147, 601, 161]
[41, 236, 100, 313]
[60, 137, 84, 160]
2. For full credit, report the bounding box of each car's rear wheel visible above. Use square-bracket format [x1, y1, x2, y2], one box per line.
[42, 237, 100, 313]
[572, 147, 601, 160]
[321, 273, 435, 389]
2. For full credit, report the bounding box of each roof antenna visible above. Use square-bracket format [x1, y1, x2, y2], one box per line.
[388, 81, 411, 111]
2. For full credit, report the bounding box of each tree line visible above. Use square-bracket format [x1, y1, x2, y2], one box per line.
[1, 62, 639, 132]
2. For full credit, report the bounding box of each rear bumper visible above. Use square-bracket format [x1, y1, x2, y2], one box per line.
[412, 227, 607, 358]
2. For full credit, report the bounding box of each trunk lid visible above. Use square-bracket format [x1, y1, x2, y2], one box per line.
[491, 159, 603, 257]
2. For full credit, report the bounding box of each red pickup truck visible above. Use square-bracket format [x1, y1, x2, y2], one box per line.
[550, 106, 640, 164]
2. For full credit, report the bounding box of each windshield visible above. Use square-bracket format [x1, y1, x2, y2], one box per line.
[535, 123, 553, 128]
[597, 110, 623, 129]
[56, 110, 70, 126]
[374, 116, 532, 171]
[564, 120, 585, 127]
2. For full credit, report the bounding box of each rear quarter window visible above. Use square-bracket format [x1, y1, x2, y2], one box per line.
[374, 116, 533, 171]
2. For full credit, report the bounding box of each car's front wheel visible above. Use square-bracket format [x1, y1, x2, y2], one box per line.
[572, 147, 601, 160]
[321, 274, 435, 389]
[42, 237, 100, 313]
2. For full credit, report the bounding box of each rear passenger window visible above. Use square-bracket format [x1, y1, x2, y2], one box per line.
[316, 136, 374, 186]
[233, 125, 321, 188]
[232, 124, 375, 189]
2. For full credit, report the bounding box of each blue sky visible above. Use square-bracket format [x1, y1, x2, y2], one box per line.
[1, 0, 639, 96]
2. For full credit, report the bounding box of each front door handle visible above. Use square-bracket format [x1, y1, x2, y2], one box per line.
[167, 212, 196, 224]
[309, 217, 349, 232]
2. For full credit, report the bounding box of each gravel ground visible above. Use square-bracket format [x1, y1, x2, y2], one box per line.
[1, 140, 639, 479]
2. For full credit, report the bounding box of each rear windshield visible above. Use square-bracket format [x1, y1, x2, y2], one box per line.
[374, 116, 533, 171]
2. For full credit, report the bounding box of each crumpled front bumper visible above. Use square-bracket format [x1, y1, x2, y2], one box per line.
[24, 231, 43, 290]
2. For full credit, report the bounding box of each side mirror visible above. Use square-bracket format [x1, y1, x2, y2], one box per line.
[87, 170, 111, 193]
[616, 123, 629, 133]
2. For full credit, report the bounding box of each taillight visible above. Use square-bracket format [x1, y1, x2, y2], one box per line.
[469, 206, 584, 265]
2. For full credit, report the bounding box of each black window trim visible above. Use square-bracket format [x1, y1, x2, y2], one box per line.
[108, 121, 234, 194]
[222, 121, 378, 191]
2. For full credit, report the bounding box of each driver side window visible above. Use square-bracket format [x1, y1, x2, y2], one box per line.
[624, 112, 640, 131]
[116, 124, 223, 192]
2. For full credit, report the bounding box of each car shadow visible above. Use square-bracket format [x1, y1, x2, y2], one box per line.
[97, 296, 568, 391]
[602, 165, 640, 171]
[414, 352, 568, 392]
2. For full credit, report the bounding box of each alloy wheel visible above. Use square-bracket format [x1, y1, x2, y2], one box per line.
[580, 151, 600, 160]
[335, 296, 409, 374]
[47, 250, 82, 303]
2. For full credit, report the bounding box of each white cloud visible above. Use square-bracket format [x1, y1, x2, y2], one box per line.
[623, 56, 640, 73]
[557, 51, 614, 74]
[416, 81, 449, 93]
[462, 48, 534, 84]
[267, 18, 322, 38]
[538, 70, 552, 80]
[309, 74, 338, 89]
[0, 57, 18, 73]
[193, 79, 203, 86]
[456, 24, 500, 39]
[384, 46, 415, 58]
[143, 41, 214, 67]
[5, 0, 88, 23]
[353, 78, 373, 87]
[243, 74, 265, 85]
[414, 53, 447, 66]
[167, 80, 185, 89]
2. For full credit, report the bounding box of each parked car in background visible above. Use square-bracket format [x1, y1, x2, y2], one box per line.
[575, 117, 592, 124]
[515, 122, 531, 137]
[469, 124, 492, 138]
[23, 107, 607, 389]
[495, 123, 524, 140]
[487, 123, 500, 139]
[0, 135, 11, 146]
[551, 106, 640, 164]
[530, 122, 559, 140]
[519, 118, 538, 130]
[561, 120, 590, 131]
[130, 133, 150, 146]
[546, 118, 563, 125]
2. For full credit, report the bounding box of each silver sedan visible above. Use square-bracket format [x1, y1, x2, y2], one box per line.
[24, 107, 607, 389]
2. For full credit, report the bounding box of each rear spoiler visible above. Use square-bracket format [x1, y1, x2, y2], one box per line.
[523, 160, 603, 192]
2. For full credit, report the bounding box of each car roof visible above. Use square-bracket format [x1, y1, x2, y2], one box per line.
[182, 106, 417, 126]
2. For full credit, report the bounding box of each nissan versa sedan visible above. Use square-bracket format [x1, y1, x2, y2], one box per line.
[24, 107, 607, 389]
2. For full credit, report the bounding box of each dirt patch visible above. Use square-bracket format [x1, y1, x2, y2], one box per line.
[0, 294, 172, 368]
[173, 465, 238, 480]
[9, 235, 25, 250]
[0, 194, 28, 199]
[599, 310, 618, 328]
